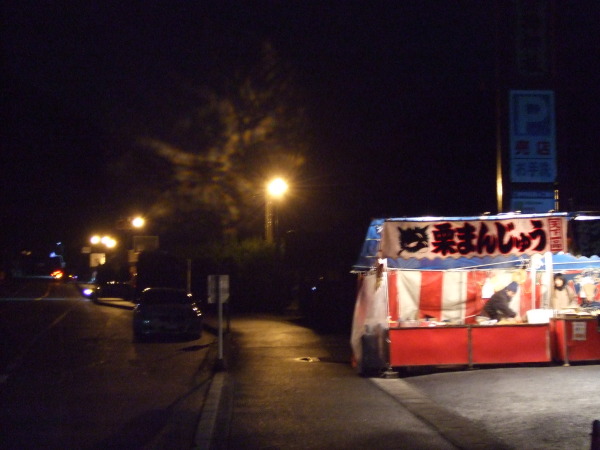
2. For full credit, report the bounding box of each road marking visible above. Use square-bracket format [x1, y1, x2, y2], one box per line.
[0, 297, 72, 302]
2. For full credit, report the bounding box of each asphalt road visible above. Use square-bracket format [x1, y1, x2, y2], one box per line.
[3, 279, 600, 449]
[0, 278, 217, 449]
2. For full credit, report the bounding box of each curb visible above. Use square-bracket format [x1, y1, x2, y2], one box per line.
[93, 298, 136, 310]
[192, 371, 227, 450]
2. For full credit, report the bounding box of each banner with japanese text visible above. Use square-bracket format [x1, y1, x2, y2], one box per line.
[380, 217, 567, 260]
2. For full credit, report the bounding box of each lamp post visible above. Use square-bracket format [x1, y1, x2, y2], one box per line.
[265, 178, 288, 243]
[88, 235, 118, 270]
[117, 216, 147, 275]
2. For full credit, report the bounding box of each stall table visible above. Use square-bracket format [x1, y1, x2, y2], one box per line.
[389, 323, 551, 368]
[470, 323, 550, 364]
[550, 316, 600, 365]
[389, 326, 469, 366]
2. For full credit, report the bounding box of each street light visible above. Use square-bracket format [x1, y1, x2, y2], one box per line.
[87, 235, 118, 271]
[265, 177, 288, 243]
[131, 216, 145, 229]
[90, 235, 117, 249]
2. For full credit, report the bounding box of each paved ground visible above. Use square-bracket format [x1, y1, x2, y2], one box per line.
[199, 315, 459, 449]
[80, 292, 600, 450]
[397, 364, 600, 450]
[197, 314, 600, 450]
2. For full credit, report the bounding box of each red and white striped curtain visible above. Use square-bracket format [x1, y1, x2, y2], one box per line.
[386, 270, 540, 324]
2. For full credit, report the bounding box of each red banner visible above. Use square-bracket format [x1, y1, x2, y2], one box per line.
[380, 217, 567, 260]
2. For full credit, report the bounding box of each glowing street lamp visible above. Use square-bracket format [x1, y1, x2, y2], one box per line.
[90, 235, 117, 249]
[102, 236, 117, 248]
[265, 177, 288, 243]
[131, 216, 145, 229]
[87, 235, 117, 269]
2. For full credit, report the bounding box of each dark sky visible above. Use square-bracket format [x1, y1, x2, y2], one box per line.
[3, 1, 600, 254]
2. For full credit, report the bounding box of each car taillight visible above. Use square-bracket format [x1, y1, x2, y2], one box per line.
[51, 270, 64, 279]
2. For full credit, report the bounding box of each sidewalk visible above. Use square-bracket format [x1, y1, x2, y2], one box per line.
[194, 313, 492, 450]
[197, 313, 600, 449]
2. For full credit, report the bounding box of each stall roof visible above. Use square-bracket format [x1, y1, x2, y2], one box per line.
[352, 212, 600, 272]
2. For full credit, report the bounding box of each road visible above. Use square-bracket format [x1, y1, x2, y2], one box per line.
[4, 279, 600, 449]
[0, 278, 216, 449]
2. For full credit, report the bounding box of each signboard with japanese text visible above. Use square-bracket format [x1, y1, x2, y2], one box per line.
[509, 90, 556, 183]
[380, 217, 567, 260]
[515, 0, 552, 77]
[510, 189, 555, 214]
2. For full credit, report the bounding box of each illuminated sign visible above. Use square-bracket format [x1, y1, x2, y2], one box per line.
[509, 90, 556, 183]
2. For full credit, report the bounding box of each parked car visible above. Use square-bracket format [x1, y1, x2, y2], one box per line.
[94, 280, 136, 301]
[133, 287, 203, 341]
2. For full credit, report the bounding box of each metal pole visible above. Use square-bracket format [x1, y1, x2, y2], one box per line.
[494, 1, 504, 214]
[186, 258, 192, 295]
[265, 197, 273, 243]
[218, 283, 223, 361]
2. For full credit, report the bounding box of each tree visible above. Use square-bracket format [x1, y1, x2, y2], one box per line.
[108, 42, 309, 248]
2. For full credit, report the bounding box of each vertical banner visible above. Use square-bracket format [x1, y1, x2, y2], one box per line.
[509, 90, 556, 183]
[515, 0, 552, 77]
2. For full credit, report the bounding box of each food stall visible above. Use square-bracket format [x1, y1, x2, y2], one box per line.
[350, 212, 600, 375]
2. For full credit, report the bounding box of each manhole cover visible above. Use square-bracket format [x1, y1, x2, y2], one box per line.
[295, 356, 320, 363]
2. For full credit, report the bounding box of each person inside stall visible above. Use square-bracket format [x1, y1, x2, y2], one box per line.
[552, 273, 578, 310]
[482, 281, 521, 322]
[579, 276, 600, 308]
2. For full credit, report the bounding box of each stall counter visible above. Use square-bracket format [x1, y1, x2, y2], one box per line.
[389, 323, 551, 368]
[550, 316, 600, 365]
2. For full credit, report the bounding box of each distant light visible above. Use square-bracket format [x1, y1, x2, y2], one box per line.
[83, 288, 94, 297]
[104, 237, 117, 248]
[131, 217, 145, 228]
[90, 235, 101, 245]
[574, 215, 600, 221]
[267, 178, 288, 198]
[51, 270, 64, 279]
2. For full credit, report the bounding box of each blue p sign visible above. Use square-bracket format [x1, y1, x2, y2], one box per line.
[513, 92, 553, 136]
[509, 90, 556, 183]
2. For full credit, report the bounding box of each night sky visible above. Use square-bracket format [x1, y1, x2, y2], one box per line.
[3, 1, 600, 256]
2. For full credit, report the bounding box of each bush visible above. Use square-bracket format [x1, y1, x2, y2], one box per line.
[192, 238, 291, 313]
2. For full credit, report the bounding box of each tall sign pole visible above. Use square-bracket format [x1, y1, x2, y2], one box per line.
[208, 274, 229, 369]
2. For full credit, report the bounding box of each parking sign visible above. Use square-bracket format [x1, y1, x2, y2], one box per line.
[509, 90, 556, 183]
